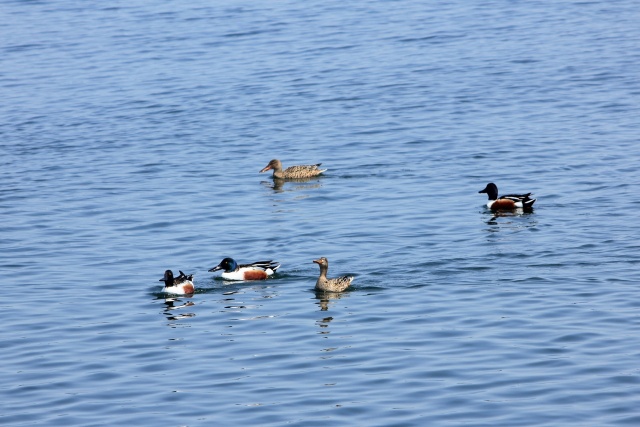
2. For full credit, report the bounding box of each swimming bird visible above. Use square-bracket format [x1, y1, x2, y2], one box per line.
[259, 159, 326, 179]
[478, 182, 536, 211]
[159, 270, 195, 295]
[208, 257, 280, 281]
[313, 257, 354, 292]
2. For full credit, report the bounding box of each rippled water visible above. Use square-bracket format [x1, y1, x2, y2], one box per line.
[2, 0, 640, 425]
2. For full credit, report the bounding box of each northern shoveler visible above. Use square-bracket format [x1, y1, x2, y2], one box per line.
[479, 182, 536, 211]
[159, 270, 195, 295]
[208, 257, 280, 281]
[313, 257, 354, 292]
[259, 159, 326, 179]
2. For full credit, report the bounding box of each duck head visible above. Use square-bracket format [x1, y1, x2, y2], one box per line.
[209, 257, 238, 273]
[260, 159, 282, 173]
[159, 270, 174, 285]
[313, 257, 328, 267]
[479, 183, 499, 200]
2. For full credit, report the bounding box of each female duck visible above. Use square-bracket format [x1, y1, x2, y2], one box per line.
[478, 182, 536, 211]
[260, 159, 326, 179]
[313, 257, 354, 292]
[209, 258, 280, 281]
[159, 270, 195, 295]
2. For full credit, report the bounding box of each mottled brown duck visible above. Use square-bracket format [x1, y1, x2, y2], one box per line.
[313, 257, 353, 292]
[260, 159, 326, 179]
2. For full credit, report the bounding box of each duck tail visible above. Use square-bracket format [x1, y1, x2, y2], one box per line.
[523, 198, 536, 209]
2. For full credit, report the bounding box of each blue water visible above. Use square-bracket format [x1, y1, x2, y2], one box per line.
[2, 1, 640, 425]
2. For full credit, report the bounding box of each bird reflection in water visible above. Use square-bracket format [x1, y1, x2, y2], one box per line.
[261, 177, 323, 193]
[484, 209, 538, 236]
[314, 290, 348, 312]
[163, 297, 196, 321]
[312, 291, 349, 356]
[316, 315, 334, 341]
[484, 208, 537, 228]
[216, 288, 280, 319]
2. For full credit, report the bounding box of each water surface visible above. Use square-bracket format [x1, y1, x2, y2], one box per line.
[2, 1, 640, 425]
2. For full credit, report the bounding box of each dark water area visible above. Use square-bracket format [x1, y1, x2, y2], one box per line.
[2, 1, 640, 425]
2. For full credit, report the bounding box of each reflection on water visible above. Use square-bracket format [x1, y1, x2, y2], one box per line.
[314, 292, 345, 344]
[162, 297, 196, 322]
[314, 290, 348, 312]
[261, 177, 324, 193]
[316, 316, 333, 331]
[314, 293, 344, 355]
[483, 208, 538, 231]
[159, 284, 278, 325]
[215, 286, 280, 320]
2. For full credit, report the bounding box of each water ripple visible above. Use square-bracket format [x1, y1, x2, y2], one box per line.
[2, 0, 640, 425]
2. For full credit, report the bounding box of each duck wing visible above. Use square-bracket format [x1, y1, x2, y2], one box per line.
[239, 260, 281, 271]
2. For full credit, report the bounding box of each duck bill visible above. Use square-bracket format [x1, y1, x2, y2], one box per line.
[208, 265, 222, 272]
[259, 165, 272, 173]
[313, 259, 321, 264]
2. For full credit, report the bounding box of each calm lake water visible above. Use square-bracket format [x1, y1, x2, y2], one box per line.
[2, 0, 640, 425]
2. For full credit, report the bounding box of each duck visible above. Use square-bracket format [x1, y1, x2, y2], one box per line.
[208, 257, 280, 281]
[313, 257, 354, 292]
[478, 182, 536, 211]
[159, 270, 195, 295]
[259, 159, 326, 179]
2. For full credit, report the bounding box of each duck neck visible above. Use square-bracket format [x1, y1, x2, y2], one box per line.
[273, 167, 284, 179]
[487, 187, 498, 201]
[317, 264, 328, 278]
[161, 271, 175, 287]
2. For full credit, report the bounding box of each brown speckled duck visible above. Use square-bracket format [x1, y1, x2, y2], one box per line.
[313, 257, 353, 293]
[260, 159, 326, 179]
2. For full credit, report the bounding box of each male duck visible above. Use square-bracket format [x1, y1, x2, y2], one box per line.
[260, 159, 326, 179]
[209, 257, 280, 281]
[160, 270, 195, 295]
[313, 257, 354, 292]
[479, 182, 536, 211]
